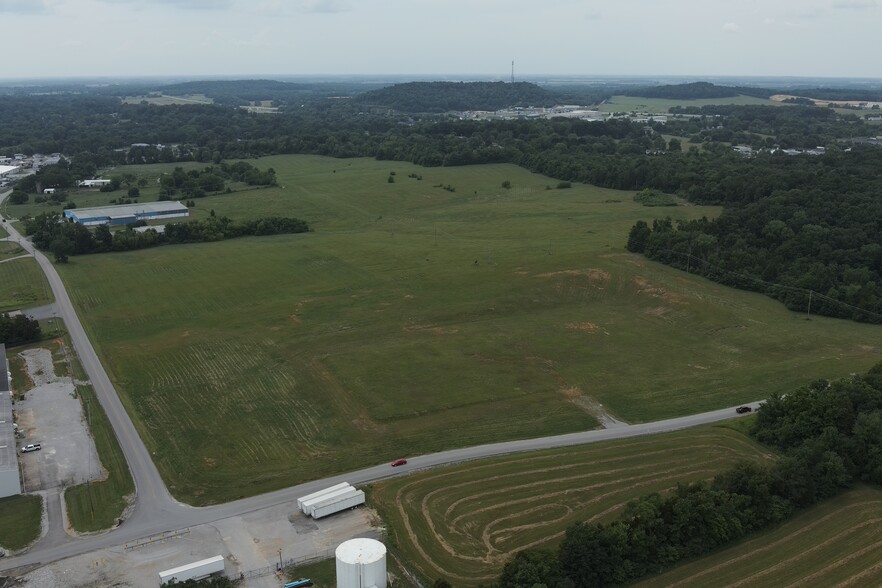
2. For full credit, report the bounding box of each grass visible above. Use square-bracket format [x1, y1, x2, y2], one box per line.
[370, 425, 774, 585]
[636, 484, 882, 588]
[0, 240, 26, 261]
[0, 222, 7, 238]
[0, 494, 43, 551]
[0, 256, 53, 312]
[600, 94, 775, 113]
[64, 384, 136, 532]
[52, 155, 882, 505]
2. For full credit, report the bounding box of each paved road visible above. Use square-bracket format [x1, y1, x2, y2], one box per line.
[0, 191, 762, 572]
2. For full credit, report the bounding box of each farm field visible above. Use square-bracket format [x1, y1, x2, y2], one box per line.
[55, 155, 882, 504]
[600, 94, 774, 113]
[0, 494, 43, 551]
[370, 426, 773, 585]
[637, 484, 882, 588]
[0, 256, 53, 312]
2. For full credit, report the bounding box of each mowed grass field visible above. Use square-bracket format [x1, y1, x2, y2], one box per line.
[55, 155, 882, 504]
[0, 256, 53, 312]
[370, 426, 774, 585]
[600, 94, 775, 113]
[637, 485, 882, 588]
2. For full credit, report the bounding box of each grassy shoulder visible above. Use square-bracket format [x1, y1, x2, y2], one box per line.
[370, 425, 772, 585]
[0, 256, 53, 312]
[0, 494, 43, 551]
[64, 382, 134, 533]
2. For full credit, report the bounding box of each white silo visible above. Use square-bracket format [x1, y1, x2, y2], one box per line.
[335, 538, 387, 588]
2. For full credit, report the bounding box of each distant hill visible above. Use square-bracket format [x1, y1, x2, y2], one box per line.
[624, 81, 774, 100]
[354, 81, 560, 112]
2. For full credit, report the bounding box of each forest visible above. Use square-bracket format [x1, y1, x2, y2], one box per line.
[496, 362, 882, 587]
[353, 81, 559, 112]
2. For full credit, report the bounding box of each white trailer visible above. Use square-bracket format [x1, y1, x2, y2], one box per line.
[159, 555, 225, 585]
[297, 482, 351, 513]
[311, 489, 365, 519]
[301, 485, 355, 515]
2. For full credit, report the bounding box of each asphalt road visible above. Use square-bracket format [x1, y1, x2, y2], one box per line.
[0, 191, 762, 572]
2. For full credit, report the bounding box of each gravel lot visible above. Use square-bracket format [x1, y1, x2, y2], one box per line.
[15, 347, 102, 492]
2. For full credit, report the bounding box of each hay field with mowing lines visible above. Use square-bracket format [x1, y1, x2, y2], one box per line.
[0, 256, 53, 312]
[370, 426, 773, 585]
[600, 95, 774, 113]
[55, 155, 882, 504]
[637, 485, 882, 588]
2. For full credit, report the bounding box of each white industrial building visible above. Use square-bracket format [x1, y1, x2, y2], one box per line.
[0, 164, 19, 178]
[77, 179, 112, 188]
[64, 201, 189, 227]
[0, 343, 23, 499]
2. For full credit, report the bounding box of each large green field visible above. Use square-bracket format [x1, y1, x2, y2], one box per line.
[637, 484, 882, 588]
[600, 94, 775, 113]
[55, 155, 881, 504]
[0, 494, 43, 551]
[0, 256, 53, 312]
[370, 426, 773, 585]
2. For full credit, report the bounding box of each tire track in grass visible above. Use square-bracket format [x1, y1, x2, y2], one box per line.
[722, 516, 882, 588]
[388, 430, 761, 582]
[666, 501, 882, 588]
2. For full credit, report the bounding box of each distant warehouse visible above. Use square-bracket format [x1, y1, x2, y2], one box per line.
[64, 201, 189, 227]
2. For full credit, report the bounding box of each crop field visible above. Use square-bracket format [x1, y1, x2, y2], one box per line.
[0, 256, 53, 312]
[54, 155, 882, 504]
[637, 485, 882, 588]
[600, 94, 774, 113]
[370, 426, 773, 585]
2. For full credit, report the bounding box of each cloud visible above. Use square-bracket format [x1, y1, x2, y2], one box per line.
[832, 0, 879, 8]
[721, 22, 741, 33]
[584, 10, 602, 20]
[0, 0, 52, 13]
[99, 0, 234, 9]
[293, 0, 349, 13]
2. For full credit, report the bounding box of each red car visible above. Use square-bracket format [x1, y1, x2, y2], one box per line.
[391, 458, 408, 467]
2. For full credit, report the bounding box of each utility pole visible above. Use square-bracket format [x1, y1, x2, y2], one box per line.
[511, 60, 515, 84]
[278, 548, 283, 571]
[807, 290, 813, 319]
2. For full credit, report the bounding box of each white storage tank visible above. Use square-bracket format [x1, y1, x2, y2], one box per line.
[335, 538, 387, 588]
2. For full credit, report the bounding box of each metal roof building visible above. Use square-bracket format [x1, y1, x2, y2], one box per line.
[0, 343, 22, 498]
[64, 201, 189, 227]
[0, 165, 19, 177]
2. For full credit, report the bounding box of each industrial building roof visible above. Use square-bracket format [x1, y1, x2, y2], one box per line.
[68, 201, 188, 219]
[1, 344, 17, 475]
[0, 165, 19, 176]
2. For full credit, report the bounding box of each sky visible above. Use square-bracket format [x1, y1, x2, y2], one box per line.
[0, 0, 879, 80]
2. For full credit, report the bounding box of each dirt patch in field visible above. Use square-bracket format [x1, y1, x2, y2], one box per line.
[402, 324, 460, 335]
[537, 268, 611, 282]
[512, 270, 528, 276]
[404, 294, 415, 299]
[560, 386, 627, 428]
[644, 306, 672, 317]
[565, 322, 609, 335]
[634, 277, 687, 303]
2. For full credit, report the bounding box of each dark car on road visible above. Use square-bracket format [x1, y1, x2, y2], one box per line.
[391, 458, 407, 467]
[736, 406, 752, 414]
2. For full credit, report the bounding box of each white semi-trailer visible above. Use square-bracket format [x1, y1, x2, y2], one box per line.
[311, 489, 365, 519]
[159, 555, 225, 585]
[300, 485, 355, 515]
[297, 482, 351, 513]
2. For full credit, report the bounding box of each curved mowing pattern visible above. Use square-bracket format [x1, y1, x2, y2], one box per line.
[636, 485, 882, 588]
[372, 427, 772, 584]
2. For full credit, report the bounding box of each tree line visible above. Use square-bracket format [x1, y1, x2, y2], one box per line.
[0, 313, 42, 346]
[23, 213, 309, 262]
[495, 362, 882, 587]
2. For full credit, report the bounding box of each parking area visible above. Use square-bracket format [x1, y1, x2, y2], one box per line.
[14, 347, 102, 492]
